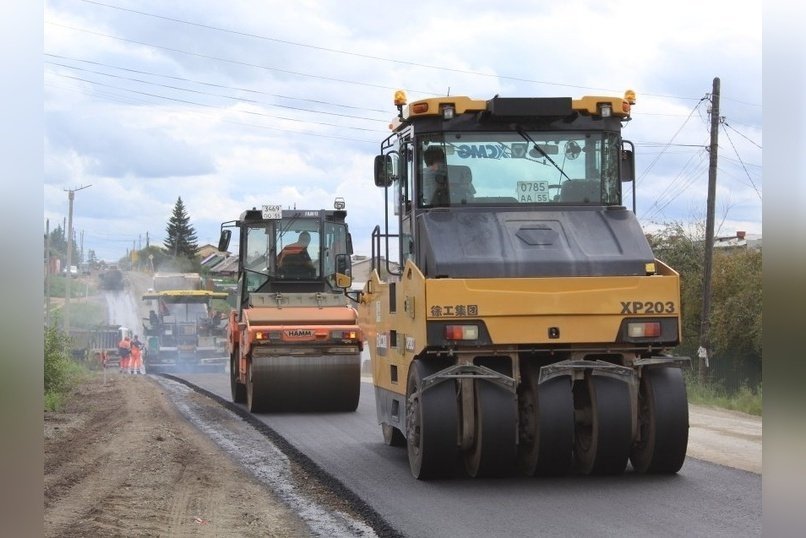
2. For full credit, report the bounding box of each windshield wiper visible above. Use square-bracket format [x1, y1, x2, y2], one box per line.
[516, 128, 571, 182]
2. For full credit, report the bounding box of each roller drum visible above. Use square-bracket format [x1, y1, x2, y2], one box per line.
[250, 353, 361, 412]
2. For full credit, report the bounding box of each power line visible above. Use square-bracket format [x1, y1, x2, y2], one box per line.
[44, 53, 390, 115]
[49, 71, 386, 133]
[45, 58, 388, 123]
[722, 121, 762, 149]
[46, 22, 438, 96]
[636, 97, 707, 185]
[720, 124, 762, 200]
[642, 146, 709, 222]
[45, 80, 379, 144]
[74, 0, 709, 101]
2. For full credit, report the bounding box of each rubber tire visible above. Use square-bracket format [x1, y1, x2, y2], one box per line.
[574, 375, 632, 475]
[517, 366, 574, 477]
[464, 376, 517, 478]
[230, 352, 246, 404]
[630, 367, 689, 473]
[406, 359, 458, 480]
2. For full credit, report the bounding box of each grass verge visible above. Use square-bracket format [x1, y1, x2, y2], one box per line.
[685, 373, 762, 416]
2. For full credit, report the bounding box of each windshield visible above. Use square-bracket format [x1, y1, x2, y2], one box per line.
[243, 217, 321, 289]
[417, 132, 621, 208]
[164, 302, 208, 322]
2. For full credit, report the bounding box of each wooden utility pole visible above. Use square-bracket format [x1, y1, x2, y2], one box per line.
[45, 219, 51, 328]
[698, 77, 720, 383]
[63, 184, 91, 334]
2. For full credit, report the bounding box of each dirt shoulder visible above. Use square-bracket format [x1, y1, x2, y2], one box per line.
[687, 404, 762, 474]
[44, 372, 312, 537]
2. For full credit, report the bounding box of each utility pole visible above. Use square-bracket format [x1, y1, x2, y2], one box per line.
[45, 219, 51, 328]
[698, 77, 720, 383]
[63, 184, 92, 334]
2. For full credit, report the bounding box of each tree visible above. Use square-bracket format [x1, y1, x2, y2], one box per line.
[647, 221, 762, 392]
[45, 225, 68, 260]
[710, 249, 762, 360]
[163, 197, 199, 259]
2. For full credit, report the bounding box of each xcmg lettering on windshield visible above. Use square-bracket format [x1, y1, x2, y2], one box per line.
[456, 144, 513, 159]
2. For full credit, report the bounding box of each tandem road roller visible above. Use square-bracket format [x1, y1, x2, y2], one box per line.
[356, 90, 690, 479]
[218, 199, 362, 412]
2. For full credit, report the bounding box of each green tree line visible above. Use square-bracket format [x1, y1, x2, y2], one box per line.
[649, 222, 762, 394]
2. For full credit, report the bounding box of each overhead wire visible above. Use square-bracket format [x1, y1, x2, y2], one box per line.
[720, 123, 762, 201]
[723, 121, 762, 149]
[46, 22, 438, 96]
[45, 78, 379, 145]
[641, 143, 709, 222]
[74, 0, 713, 101]
[44, 53, 391, 115]
[45, 58, 388, 123]
[636, 97, 707, 186]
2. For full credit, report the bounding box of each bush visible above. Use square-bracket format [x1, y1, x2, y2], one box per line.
[44, 326, 87, 410]
[44, 326, 71, 394]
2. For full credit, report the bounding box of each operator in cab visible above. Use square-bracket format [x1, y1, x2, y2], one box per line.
[277, 231, 315, 277]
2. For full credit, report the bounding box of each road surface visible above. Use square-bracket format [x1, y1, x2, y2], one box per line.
[177, 371, 761, 538]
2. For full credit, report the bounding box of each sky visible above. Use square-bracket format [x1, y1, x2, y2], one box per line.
[43, 0, 763, 263]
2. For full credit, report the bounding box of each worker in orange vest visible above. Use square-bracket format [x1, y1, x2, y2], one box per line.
[129, 335, 145, 374]
[277, 231, 314, 275]
[117, 336, 132, 373]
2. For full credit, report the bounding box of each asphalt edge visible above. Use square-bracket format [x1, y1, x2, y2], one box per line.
[161, 373, 404, 538]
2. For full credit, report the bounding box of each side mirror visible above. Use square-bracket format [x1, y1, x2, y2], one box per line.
[218, 229, 232, 252]
[374, 154, 395, 187]
[334, 253, 353, 289]
[620, 145, 635, 182]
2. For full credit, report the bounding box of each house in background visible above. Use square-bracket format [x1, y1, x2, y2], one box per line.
[714, 230, 762, 252]
[350, 255, 400, 290]
[196, 244, 221, 259]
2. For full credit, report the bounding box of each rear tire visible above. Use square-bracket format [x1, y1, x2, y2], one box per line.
[630, 367, 689, 473]
[465, 363, 517, 478]
[573, 375, 632, 475]
[517, 366, 574, 476]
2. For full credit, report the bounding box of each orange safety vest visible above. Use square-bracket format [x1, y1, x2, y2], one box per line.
[118, 338, 131, 357]
[277, 244, 308, 266]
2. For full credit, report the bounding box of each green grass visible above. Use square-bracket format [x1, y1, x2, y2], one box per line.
[44, 359, 89, 411]
[67, 301, 107, 328]
[47, 275, 97, 299]
[684, 374, 762, 416]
